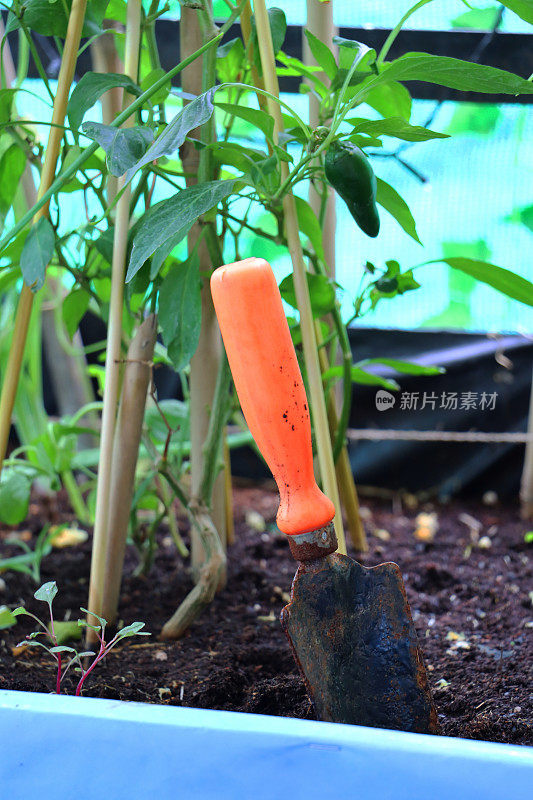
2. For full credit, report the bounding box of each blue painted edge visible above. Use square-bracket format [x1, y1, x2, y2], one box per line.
[1, 689, 532, 767]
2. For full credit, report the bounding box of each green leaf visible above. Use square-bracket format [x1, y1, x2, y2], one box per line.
[81, 122, 154, 177]
[114, 621, 149, 640]
[127, 179, 236, 282]
[349, 116, 448, 142]
[20, 216, 55, 291]
[322, 364, 399, 392]
[145, 399, 190, 443]
[332, 36, 376, 72]
[364, 81, 412, 121]
[381, 53, 533, 96]
[294, 195, 325, 262]
[159, 256, 202, 371]
[0, 472, 31, 526]
[0, 88, 17, 126]
[375, 178, 421, 244]
[251, 7, 287, 64]
[0, 145, 26, 219]
[149, 230, 185, 280]
[7, 0, 109, 37]
[304, 30, 337, 80]
[216, 102, 274, 142]
[34, 581, 58, 604]
[62, 289, 90, 340]
[351, 367, 399, 391]
[216, 38, 246, 84]
[68, 72, 140, 133]
[356, 358, 444, 376]
[422, 257, 533, 307]
[279, 272, 336, 317]
[123, 88, 216, 184]
[499, 1, 533, 24]
[452, 6, 501, 29]
[250, 153, 280, 193]
[0, 606, 17, 630]
[211, 141, 267, 174]
[79, 607, 107, 630]
[524, 531, 533, 544]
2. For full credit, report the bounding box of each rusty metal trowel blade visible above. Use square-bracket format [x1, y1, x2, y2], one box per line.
[280, 554, 439, 733]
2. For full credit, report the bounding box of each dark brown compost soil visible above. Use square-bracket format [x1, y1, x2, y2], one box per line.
[0, 485, 531, 745]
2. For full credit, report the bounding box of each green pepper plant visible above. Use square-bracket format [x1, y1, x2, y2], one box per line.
[0, 0, 532, 637]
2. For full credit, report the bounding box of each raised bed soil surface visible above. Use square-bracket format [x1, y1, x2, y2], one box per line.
[0, 486, 531, 745]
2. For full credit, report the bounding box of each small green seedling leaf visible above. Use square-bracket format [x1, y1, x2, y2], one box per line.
[17, 640, 52, 653]
[524, 531, 533, 544]
[0, 605, 17, 630]
[49, 645, 78, 654]
[114, 621, 150, 640]
[79, 608, 107, 630]
[34, 581, 58, 604]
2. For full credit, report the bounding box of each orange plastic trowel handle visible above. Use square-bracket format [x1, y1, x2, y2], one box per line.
[211, 257, 335, 536]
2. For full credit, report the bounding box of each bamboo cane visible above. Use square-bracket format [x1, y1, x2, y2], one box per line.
[0, 0, 88, 474]
[252, 0, 346, 554]
[305, 1, 367, 551]
[180, 5, 228, 575]
[100, 315, 157, 625]
[87, 0, 142, 635]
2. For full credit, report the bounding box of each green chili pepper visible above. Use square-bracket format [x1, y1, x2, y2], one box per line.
[325, 140, 380, 238]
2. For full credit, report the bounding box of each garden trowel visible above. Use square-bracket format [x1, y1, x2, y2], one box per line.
[211, 257, 438, 733]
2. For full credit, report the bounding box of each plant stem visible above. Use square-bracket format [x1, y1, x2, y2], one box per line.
[252, 0, 346, 554]
[61, 469, 90, 523]
[87, 0, 142, 637]
[377, 0, 436, 66]
[0, 0, 88, 475]
[75, 639, 105, 696]
[199, 351, 231, 504]
[223, 433, 235, 545]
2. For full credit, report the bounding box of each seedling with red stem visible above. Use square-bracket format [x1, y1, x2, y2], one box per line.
[14, 582, 149, 695]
